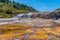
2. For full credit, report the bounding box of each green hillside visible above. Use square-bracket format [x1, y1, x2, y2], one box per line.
[55, 8, 60, 12]
[0, 0, 36, 18]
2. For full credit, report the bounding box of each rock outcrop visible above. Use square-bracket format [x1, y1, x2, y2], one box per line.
[14, 12, 60, 20]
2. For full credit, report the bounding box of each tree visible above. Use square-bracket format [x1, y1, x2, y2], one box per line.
[0, 0, 37, 18]
[55, 8, 60, 13]
[0, 0, 10, 3]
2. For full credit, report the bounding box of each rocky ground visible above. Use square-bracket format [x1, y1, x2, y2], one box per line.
[0, 24, 60, 40]
[0, 19, 60, 40]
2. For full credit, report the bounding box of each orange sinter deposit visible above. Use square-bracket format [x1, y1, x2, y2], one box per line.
[0, 24, 60, 40]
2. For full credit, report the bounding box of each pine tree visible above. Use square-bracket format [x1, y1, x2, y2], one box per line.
[0, 0, 9, 3]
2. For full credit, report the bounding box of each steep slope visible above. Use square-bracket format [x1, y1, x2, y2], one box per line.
[0, 0, 36, 18]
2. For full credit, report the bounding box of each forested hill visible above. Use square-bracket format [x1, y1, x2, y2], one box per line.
[0, 0, 37, 18]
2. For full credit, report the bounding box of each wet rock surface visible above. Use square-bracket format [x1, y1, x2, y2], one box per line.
[0, 19, 59, 40]
[0, 25, 60, 40]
